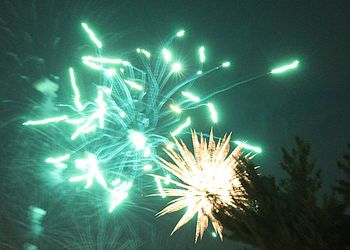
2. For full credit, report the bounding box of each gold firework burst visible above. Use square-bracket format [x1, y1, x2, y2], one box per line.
[153, 129, 248, 242]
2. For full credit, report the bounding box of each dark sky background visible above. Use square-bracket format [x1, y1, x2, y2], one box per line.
[112, 0, 350, 189]
[1, 0, 349, 249]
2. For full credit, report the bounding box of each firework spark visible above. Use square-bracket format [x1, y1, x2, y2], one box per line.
[153, 129, 248, 242]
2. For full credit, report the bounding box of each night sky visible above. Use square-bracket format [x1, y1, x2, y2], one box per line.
[1, 1, 349, 249]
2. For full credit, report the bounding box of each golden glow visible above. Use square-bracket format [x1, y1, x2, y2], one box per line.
[154, 129, 248, 242]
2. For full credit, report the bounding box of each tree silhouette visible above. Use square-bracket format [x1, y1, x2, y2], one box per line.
[216, 137, 350, 250]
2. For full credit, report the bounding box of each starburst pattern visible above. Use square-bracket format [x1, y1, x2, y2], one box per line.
[154, 129, 249, 242]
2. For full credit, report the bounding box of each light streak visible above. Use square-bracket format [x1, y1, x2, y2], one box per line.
[207, 102, 218, 123]
[109, 181, 133, 212]
[271, 60, 299, 74]
[181, 91, 200, 102]
[69, 68, 84, 111]
[162, 48, 172, 62]
[199, 46, 205, 63]
[137, 48, 151, 58]
[234, 141, 262, 153]
[81, 22, 102, 48]
[169, 104, 182, 114]
[155, 176, 166, 198]
[23, 115, 68, 126]
[171, 117, 191, 137]
[124, 80, 143, 91]
[69, 153, 107, 189]
[45, 154, 70, 164]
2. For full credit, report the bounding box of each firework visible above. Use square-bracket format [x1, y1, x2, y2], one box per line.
[153, 129, 249, 242]
[21, 22, 230, 211]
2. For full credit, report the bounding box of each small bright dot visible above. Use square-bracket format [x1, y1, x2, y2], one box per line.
[162, 48, 172, 62]
[119, 111, 126, 118]
[211, 232, 217, 238]
[105, 68, 116, 76]
[172, 63, 182, 72]
[197, 70, 203, 75]
[176, 30, 185, 37]
[129, 130, 146, 150]
[222, 61, 230, 67]
[144, 146, 151, 157]
[143, 164, 153, 171]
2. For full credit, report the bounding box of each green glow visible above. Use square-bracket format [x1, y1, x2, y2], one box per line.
[81, 22, 102, 48]
[171, 117, 191, 137]
[109, 181, 132, 212]
[129, 130, 146, 150]
[176, 29, 185, 37]
[199, 46, 205, 63]
[82, 60, 104, 70]
[162, 48, 172, 62]
[171, 62, 182, 72]
[23, 115, 68, 126]
[181, 91, 200, 103]
[170, 104, 182, 114]
[271, 60, 299, 74]
[197, 70, 203, 75]
[234, 141, 262, 153]
[211, 232, 217, 238]
[69, 68, 84, 111]
[222, 61, 230, 67]
[124, 80, 143, 91]
[69, 153, 107, 189]
[207, 103, 218, 123]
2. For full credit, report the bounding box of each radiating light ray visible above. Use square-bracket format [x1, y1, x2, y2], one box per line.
[154, 130, 249, 242]
[271, 60, 299, 74]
